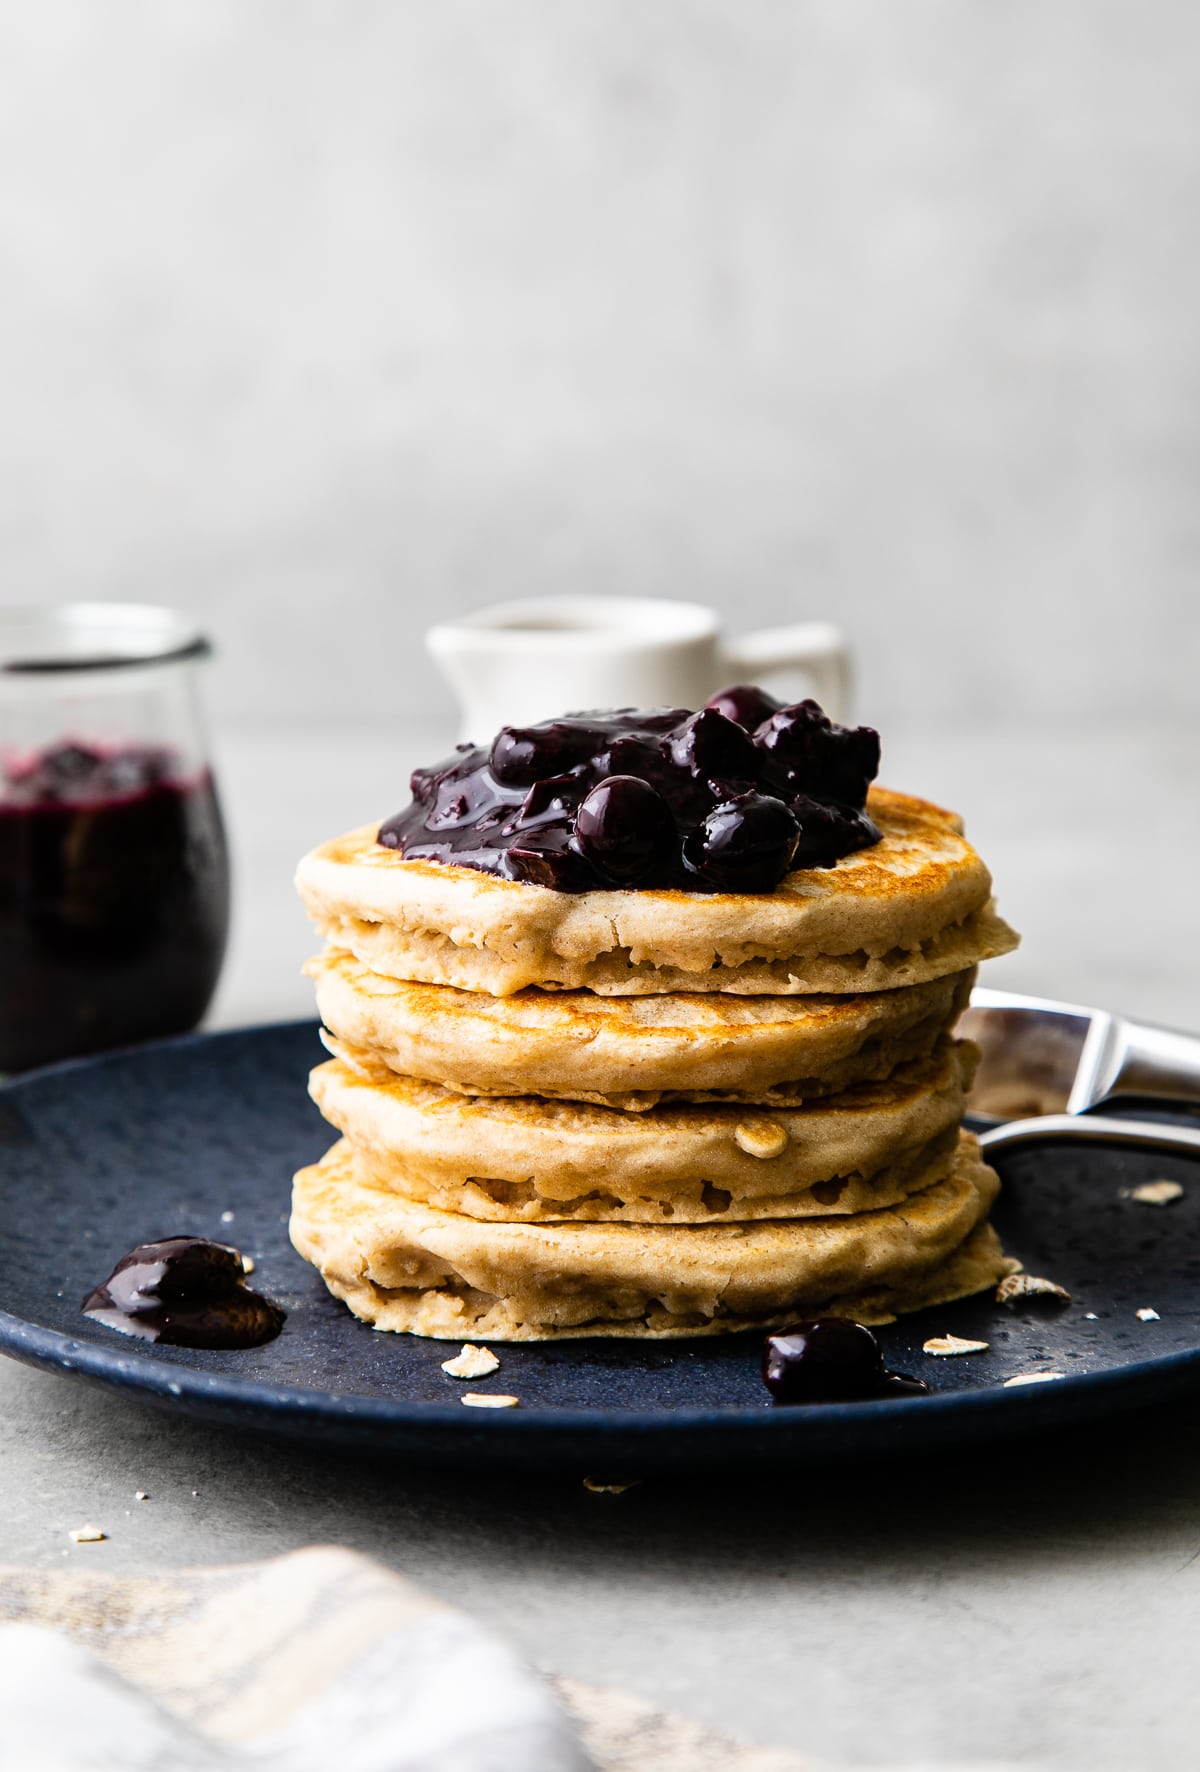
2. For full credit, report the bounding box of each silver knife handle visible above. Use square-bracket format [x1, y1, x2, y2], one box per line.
[1083, 1017, 1200, 1111]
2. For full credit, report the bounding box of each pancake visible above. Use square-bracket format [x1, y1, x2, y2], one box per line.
[308, 1039, 976, 1224]
[295, 787, 1017, 998]
[289, 1132, 1013, 1338]
[309, 951, 976, 1108]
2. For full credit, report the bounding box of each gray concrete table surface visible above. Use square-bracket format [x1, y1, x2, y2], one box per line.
[3, 714, 1199, 1770]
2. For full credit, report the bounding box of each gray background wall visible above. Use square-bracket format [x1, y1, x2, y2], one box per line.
[4, 1, 1199, 733]
[2, 1, 1198, 1023]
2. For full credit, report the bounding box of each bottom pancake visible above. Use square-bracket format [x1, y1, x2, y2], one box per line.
[290, 1133, 1015, 1340]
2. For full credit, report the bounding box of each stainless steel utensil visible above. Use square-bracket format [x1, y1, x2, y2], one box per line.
[962, 988, 1200, 1123]
[979, 1112, 1200, 1158]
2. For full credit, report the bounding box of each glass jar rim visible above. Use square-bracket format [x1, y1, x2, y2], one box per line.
[0, 603, 211, 674]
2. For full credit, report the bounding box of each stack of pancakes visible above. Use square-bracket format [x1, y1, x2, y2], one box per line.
[292, 786, 1019, 1339]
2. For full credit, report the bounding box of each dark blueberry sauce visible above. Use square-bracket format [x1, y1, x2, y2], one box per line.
[82, 1237, 285, 1350]
[762, 1318, 931, 1404]
[379, 686, 881, 893]
[0, 742, 229, 1071]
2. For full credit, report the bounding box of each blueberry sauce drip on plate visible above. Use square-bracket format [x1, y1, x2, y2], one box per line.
[82, 1237, 285, 1350]
[378, 686, 882, 893]
[762, 1319, 931, 1404]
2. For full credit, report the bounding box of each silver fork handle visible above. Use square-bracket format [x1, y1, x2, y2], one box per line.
[980, 1113, 1200, 1158]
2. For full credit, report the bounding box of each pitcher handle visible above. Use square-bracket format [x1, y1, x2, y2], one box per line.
[718, 622, 852, 723]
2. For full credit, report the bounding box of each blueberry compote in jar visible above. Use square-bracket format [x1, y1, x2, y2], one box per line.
[0, 605, 230, 1071]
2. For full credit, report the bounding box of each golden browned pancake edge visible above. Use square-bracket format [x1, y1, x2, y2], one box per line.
[289, 1133, 1016, 1339]
[309, 951, 978, 1104]
[308, 1039, 976, 1222]
[295, 787, 1018, 996]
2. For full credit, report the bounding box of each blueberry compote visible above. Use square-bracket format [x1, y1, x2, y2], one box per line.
[762, 1319, 930, 1404]
[82, 1237, 285, 1350]
[379, 686, 882, 893]
[0, 743, 229, 1070]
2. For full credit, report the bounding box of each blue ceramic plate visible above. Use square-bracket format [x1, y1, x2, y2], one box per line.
[2, 1022, 1199, 1469]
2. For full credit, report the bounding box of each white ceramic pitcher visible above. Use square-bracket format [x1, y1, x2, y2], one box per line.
[427, 596, 852, 743]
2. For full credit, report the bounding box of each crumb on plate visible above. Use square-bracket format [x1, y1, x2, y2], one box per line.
[923, 1334, 989, 1357]
[996, 1273, 1071, 1307]
[441, 1344, 501, 1380]
[1124, 1180, 1184, 1206]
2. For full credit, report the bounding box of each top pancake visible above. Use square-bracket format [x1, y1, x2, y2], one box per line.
[296, 786, 1017, 997]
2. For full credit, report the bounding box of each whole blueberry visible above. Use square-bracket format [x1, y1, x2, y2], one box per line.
[572, 775, 675, 885]
[682, 793, 800, 892]
[506, 825, 596, 890]
[598, 728, 715, 825]
[601, 732, 670, 788]
[491, 721, 598, 787]
[755, 701, 880, 806]
[788, 797, 882, 869]
[663, 708, 759, 786]
[762, 1319, 886, 1404]
[704, 684, 783, 732]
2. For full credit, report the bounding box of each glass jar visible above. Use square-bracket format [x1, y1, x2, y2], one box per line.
[0, 604, 230, 1071]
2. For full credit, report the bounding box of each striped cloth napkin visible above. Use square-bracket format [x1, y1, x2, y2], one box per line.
[0, 1545, 812, 1771]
